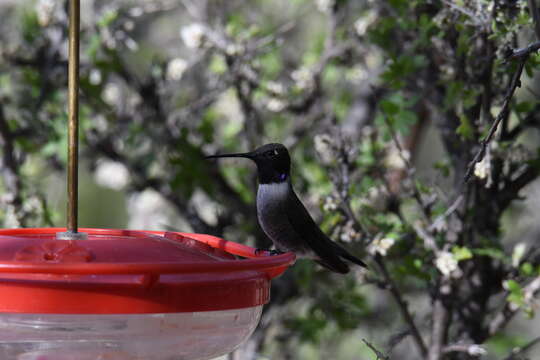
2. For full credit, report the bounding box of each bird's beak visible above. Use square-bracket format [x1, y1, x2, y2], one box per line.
[205, 151, 254, 160]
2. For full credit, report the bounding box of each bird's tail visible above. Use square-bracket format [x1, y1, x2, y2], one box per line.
[340, 252, 367, 268]
[316, 259, 350, 274]
[327, 238, 368, 268]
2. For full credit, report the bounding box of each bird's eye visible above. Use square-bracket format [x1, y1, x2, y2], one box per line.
[265, 150, 274, 157]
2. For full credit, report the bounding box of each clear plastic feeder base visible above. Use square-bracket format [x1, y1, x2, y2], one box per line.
[0, 306, 262, 360]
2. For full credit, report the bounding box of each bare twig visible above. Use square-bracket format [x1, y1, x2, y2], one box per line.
[413, 222, 440, 253]
[428, 297, 450, 360]
[375, 256, 428, 357]
[443, 343, 487, 356]
[363, 339, 390, 360]
[507, 41, 540, 60]
[428, 195, 463, 233]
[464, 56, 528, 182]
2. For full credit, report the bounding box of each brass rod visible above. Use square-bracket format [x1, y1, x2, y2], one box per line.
[67, 0, 80, 233]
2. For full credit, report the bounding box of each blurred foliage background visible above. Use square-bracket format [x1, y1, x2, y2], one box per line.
[1, 0, 540, 359]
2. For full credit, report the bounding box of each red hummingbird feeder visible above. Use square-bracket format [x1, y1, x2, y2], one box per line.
[0, 1, 295, 359]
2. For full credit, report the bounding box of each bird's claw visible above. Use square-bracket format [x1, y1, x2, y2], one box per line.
[255, 248, 284, 256]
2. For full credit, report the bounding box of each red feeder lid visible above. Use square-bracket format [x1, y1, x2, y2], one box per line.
[0, 228, 295, 314]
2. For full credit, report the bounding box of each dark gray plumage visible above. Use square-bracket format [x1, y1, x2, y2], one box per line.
[206, 143, 366, 274]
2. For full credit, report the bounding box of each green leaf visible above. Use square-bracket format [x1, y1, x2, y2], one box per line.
[20, 9, 40, 43]
[486, 334, 529, 356]
[444, 81, 463, 110]
[259, 50, 282, 77]
[456, 114, 474, 140]
[505, 280, 526, 310]
[505, 279, 521, 294]
[395, 110, 417, 134]
[434, 161, 450, 177]
[520, 262, 534, 276]
[473, 247, 507, 262]
[97, 9, 118, 27]
[209, 55, 227, 75]
[225, 13, 247, 37]
[380, 99, 400, 115]
[514, 101, 535, 114]
[452, 246, 473, 261]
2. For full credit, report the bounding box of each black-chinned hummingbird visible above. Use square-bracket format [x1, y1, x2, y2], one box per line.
[206, 143, 366, 274]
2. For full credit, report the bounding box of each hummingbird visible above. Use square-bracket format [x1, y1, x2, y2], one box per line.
[206, 143, 366, 274]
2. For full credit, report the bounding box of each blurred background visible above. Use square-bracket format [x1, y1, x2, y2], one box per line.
[0, 0, 539, 359]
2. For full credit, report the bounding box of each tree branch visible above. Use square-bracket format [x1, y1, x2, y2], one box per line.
[504, 335, 540, 360]
[375, 256, 428, 357]
[428, 296, 450, 360]
[0, 104, 26, 226]
[528, 0, 540, 40]
[363, 339, 390, 360]
[442, 343, 487, 356]
[489, 276, 540, 336]
[464, 56, 528, 182]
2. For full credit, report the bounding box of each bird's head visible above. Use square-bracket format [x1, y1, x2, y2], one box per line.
[206, 143, 291, 184]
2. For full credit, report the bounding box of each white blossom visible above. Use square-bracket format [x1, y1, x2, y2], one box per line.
[340, 220, 361, 243]
[511, 242, 527, 268]
[440, 64, 456, 78]
[368, 236, 395, 256]
[125, 37, 139, 51]
[22, 196, 42, 213]
[316, 0, 334, 13]
[94, 161, 130, 190]
[3, 206, 20, 228]
[128, 93, 142, 108]
[468, 344, 487, 357]
[354, 12, 377, 37]
[166, 58, 188, 81]
[123, 20, 135, 31]
[89, 69, 102, 85]
[129, 7, 144, 17]
[323, 196, 338, 212]
[347, 65, 368, 82]
[435, 251, 459, 276]
[291, 67, 315, 91]
[266, 81, 286, 95]
[36, 0, 56, 27]
[102, 83, 121, 106]
[474, 156, 490, 180]
[180, 23, 207, 49]
[361, 185, 388, 211]
[266, 98, 286, 112]
[385, 146, 410, 169]
[225, 43, 243, 56]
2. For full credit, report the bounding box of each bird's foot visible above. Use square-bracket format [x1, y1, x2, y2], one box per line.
[255, 248, 284, 256]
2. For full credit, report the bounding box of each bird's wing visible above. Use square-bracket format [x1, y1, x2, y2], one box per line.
[286, 189, 363, 273]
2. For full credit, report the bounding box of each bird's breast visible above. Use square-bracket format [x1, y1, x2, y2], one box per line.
[256, 183, 289, 222]
[256, 182, 317, 257]
[256, 182, 294, 247]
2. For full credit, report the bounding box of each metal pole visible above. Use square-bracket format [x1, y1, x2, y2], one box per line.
[67, 0, 79, 233]
[58, 0, 86, 240]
